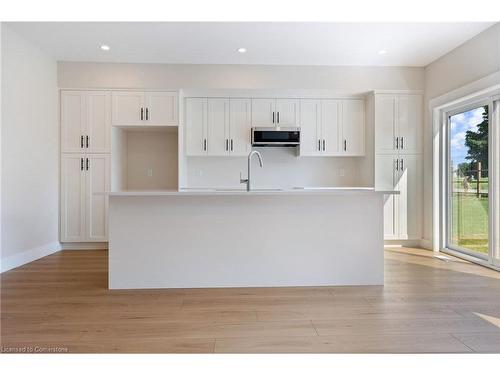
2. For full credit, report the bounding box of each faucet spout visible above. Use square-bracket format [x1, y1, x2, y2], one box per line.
[240, 150, 264, 191]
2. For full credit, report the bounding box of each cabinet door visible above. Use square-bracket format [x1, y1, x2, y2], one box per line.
[397, 95, 422, 154]
[341, 99, 365, 156]
[321, 99, 341, 155]
[397, 155, 422, 239]
[86, 154, 110, 242]
[207, 98, 230, 156]
[374, 95, 397, 154]
[299, 99, 321, 156]
[61, 91, 85, 153]
[251, 98, 275, 127]
[186, 98, 208, 156]
[145, 92, 178, 126]
[375, 155, 398, 239]
[61, 154, 86, 242]
[229, 98, 252, 156]
[112, 92, 145, 125]
[86, 91, 111, 153]
[275, 99, 299, 127]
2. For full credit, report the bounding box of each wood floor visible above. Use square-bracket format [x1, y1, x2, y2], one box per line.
[1, 247, 500, 353]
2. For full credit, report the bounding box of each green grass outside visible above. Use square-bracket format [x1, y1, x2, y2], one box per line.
[451, 193, 489, 254]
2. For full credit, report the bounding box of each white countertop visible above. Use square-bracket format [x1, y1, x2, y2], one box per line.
[109, 187, 399, 196]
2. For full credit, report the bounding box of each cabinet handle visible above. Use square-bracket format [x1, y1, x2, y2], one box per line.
[81, 135, 84, 149]
[230, 139, 233, 151]
[86, 135, 89, 148]
[323, 139, 326, 151]
[318, 140, 321, 151]
[204, 139, 207, 151]
[225, 139, 228, 151]
[146, 108, 149, 121]
[86, 158, 89, 171]
[400, 158, 403, 171]
[344, 140, 347, 151]
[141, 107, 144, 121]
[272, 112, 275, 124]
[401, 137, 404, 149]
[396, 137, 399, 149]
[395, 158, 399, 171]
[277, 112, 280, 124]
[81, 158, 84, 171]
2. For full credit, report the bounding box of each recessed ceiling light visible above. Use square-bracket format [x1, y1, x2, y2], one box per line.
[100, 45, 110, 51]
[237, 48, 247, 53]
[378, 49, 387, 55]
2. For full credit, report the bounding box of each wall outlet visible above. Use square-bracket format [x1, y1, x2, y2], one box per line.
[147, 168, 153, 177]
[339, 169, 345, 177]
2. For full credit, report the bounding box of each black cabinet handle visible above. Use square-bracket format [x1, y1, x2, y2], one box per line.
[86, 135, 89, 148]
[272, 112, 275, 124]
[395, 158, 398, 171]
[344, 140, 347, 151]
[318, 140, 321, 151]
[81, 158, 84, 171]
[225, 139, 228, 151]
[396, 137, 399, 149]
[81, 135, 84, 148]
[323, 139, 326, 151]
[141, 107, 144, 121]
[86, 158, 89, 171]
[277, 112, 280, 124]
[401, 137, 404, 149]
[231, 139, 233, 151]
[204, 139, 207, 151]
[146, 108, 149, 121]
[400, 158, 404, 171]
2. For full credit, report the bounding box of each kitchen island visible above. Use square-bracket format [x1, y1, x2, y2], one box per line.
[108, 188, 394, 289]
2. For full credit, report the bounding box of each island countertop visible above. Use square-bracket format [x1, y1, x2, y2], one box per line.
[109, 187, 399, 196]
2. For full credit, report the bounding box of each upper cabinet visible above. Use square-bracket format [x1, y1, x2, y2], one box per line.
[185, 97, 252, 157]
[299, 98, 364, 156]
[251, 98, 299, 127]
[111, 91, 178, 126]
[61, 90, 111, 153]
[374, 93, 422, 155]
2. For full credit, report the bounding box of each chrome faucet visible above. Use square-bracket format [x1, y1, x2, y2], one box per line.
[240, 150, 264, 191]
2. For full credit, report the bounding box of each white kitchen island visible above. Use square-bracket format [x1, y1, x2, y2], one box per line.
[108, 188, 393, 289]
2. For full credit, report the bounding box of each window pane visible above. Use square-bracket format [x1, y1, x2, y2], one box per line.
[449, 106, 489, 255]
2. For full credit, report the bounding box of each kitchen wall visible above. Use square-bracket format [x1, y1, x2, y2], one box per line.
[423, 23, 500, 247]
[1, 25, 59, 271]
[59, 62, 424, 189]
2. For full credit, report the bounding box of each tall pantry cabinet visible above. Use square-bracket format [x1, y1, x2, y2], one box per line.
[60, 91, 111, 242]
[372, 92, 423, 241]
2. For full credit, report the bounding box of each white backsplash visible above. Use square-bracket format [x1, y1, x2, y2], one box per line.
[186, 148, 370, 189]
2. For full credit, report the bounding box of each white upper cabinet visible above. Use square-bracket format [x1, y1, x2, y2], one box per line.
[112, 92, 145, 126]
[397, 95, 422, 154]
[341, 99, 365, 156]
[251, 98, 299, 127]
[145, 92, 179, 126]
[275, 99, 299, 127]
[61, 91, 86, 153]
[61, 91, 111, 153]
[321, 99, 341, 156]
[207, 98, 230, 156]
[375, 93, 422, 155]
[229, 98, 252, 156]
[185, 98, 208, 156]
[112, 91, 178, 126]
[251, 98, 275, 127]
[299, 99, 321, 156]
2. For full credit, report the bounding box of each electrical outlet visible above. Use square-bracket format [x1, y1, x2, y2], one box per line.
[339, 169, 345, 177]
[147, 168, 153, 177]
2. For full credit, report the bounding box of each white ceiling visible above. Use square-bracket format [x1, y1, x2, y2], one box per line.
[6, 22, 496, 67]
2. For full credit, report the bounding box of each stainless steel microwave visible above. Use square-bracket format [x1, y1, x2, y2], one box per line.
[251, 127, 300, 147]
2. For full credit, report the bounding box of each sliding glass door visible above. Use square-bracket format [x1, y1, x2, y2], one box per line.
[447, 104, 491, 259]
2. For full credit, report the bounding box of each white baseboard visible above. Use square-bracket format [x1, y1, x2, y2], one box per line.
[1, 241, 62, 273]
[61, 242, 108, 250]
[384, 239, 422, 248]
[420, 239, 433, 250]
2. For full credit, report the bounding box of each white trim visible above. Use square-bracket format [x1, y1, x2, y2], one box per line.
[61, 242, 108, 250]
[384, 239, 422, 248]
[372, 89, 424, 95]
[1, 241, 62, 273]
[420, 239, 432, 250]
[442, 247, 500, 272]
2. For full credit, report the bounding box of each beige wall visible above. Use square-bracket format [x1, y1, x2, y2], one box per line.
[1, 25, 59, 270]
[422, 23, 500, 246]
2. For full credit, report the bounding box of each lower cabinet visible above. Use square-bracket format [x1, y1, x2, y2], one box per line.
[375, 154, 422, 240]
[60, 154, 110, 242]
